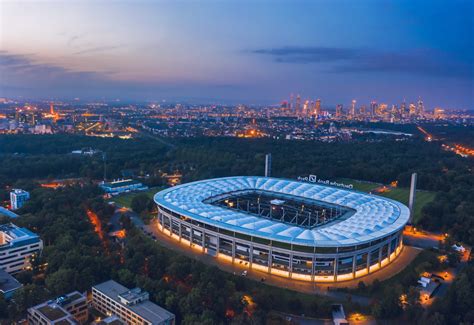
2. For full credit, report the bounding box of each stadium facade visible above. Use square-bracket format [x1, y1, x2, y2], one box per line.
[154, 176, 409, 282]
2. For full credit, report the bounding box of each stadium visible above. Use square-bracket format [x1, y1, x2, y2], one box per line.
[154, 176, 409, 282]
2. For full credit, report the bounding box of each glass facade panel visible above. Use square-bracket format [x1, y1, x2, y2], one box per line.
[355, 253, 368, 271]
[252, 247, 269, 266]
[292, 255, 313, 274]
[314, 258, 334, 276]
[370, 248, 380, 266]
[272, 251, 290, 271]
[338, 256, 354, 274]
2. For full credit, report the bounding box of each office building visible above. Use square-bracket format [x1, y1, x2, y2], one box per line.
[28, 291, 88, 325]
[314, 99, 321, 118]
[92, 280, 175, 325]
[0, 223, 43, 274]
[335, 104, 343, 118]
[10, 189, 30, 210]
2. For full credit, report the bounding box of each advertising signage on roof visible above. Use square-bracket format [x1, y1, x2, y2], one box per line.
[297, 174, 354, 190]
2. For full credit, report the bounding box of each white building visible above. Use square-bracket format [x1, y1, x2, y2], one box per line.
[0, 223, 43, 274]
[99, 179, 148, 195]
[10, 189, 30, 210]
[92, 280, 175, 325]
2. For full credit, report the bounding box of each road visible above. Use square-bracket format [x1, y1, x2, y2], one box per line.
[403, 226, 444, 249]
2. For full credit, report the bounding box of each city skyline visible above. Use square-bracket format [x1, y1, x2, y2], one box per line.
[1, 0, 473, 109]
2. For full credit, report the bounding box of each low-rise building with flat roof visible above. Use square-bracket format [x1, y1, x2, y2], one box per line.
[99, 179, 148, 195]
[27, 291, 88, 325]
[0, 268, 22, 299]
[92, 280, 175, 325]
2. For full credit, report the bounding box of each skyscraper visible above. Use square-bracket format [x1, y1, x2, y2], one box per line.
[315, 98, 321, 118]
[400, 100, 407, 117]
[417, 98, 424, 117]
[350, 100, 356, 118]
[295, 95, 301, 116]
[336, 104, 343, 118]
[409, 103, 416, 116]
[370, 101, 377, 117]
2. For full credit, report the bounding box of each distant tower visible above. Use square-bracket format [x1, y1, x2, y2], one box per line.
[50, 102, 55, 115]
[295, 95, 301, 116]
[350, 100, 356, 118]
[408, 173, 417, 223]
[400, 100, 406, 117]
[370, 101, 377, 117]
[417, 98, 424, 117]
[315, 99, 321, 118]
[336, 104, 343, 118]
[409, 103, 416, 116]
[265, 153, 272, 177]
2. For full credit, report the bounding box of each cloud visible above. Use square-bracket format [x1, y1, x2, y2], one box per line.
[252, 46, 358, 63]
[72, 45, 122, 55]
[0, 51, 114, 90]
[67, 35, 81, 46]
[0, 51, 246, 100]
[252, 46, 473, 79]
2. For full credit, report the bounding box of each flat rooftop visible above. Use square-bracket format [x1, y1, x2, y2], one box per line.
[0, 269, 22, 294]
[93, 280, 174, 325]
[0, 223, 40, 247]
[101, 179, 142, 188]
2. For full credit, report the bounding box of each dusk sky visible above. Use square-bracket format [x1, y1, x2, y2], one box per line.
[1, 0, 473, 109]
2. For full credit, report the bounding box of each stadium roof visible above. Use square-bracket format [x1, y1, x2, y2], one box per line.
[154, 176, 409, 247]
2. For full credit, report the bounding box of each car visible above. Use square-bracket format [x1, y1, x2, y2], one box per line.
[241, 270, 248, 276]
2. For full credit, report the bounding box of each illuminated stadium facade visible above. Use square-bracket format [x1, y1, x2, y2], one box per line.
[154, 176, 409, 282]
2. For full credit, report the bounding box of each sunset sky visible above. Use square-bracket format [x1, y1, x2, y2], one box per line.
[1, 0, 473, 109]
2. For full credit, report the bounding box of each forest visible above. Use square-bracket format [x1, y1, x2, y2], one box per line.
[1, 134, 473, 245]
[0, 133, 473, 324]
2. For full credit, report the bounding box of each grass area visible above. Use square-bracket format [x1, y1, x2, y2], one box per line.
[378, 189, 436, 223]
[336, 178, 381, 192]
[108, 187, 164, 208]
[337, 178, 436, 224]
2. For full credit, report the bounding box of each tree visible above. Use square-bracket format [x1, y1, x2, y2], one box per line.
[131, 194, 153, 214]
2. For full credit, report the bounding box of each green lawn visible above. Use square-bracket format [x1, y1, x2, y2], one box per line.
[108, 187, 164, 208]
[378, 189, 436, 223]
[337, 178, 436, 223]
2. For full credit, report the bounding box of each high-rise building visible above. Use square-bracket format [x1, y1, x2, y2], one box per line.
[295, 95, 301, 115]
[417, 98, 424, 117]
[303, 100, 310, 117]
[10, 189, 30, 210]
[409, 103, 416, 116]
[400, 100, 407, 117]
[315, 99, 321, 118]
[336, 104, 343, 118]
[370, 101, 377, 117]
[350, 100, 356, 118]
